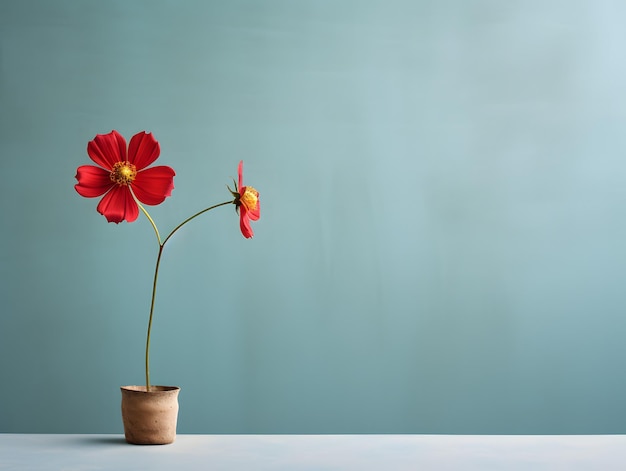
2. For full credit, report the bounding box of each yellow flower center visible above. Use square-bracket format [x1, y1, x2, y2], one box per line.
[110, 161, 137, 186]
[241, 186, 259, 211]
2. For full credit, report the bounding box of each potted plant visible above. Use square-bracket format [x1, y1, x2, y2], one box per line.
[74, 130, 260, 444]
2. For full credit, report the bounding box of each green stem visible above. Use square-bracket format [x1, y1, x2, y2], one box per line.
[137, 199, 233, 392]
[162, 201, 233, 245]
[145, 244, 164, 392]
[138, 203, 162, 245]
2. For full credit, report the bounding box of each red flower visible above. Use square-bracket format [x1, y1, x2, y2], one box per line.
[235, 160, 260, 238]
[74, 130, 175, 223]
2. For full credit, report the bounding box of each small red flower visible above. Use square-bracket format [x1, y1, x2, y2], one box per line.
[75, 130, 175, 223]
[235, 160, 260, 238]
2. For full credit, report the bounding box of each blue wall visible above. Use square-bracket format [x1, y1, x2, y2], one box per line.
[1, 0, 626, 434]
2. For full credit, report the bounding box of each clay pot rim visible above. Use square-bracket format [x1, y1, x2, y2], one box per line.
[121, 385, 180, 394]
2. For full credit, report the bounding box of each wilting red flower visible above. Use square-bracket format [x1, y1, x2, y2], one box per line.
[234, 160, 260, 238]
[74, 130, 175, 223]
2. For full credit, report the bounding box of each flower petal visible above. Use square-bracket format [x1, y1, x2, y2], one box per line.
[96, 186, 139, 223]
[248, 199, 260, 221]
[239, 211, 254, 238]
[87, 130, 127, 170]
[128, 131, 160, 171]
[132, 166, 176, 205]
[74, 165, 113, 198]
[238, 160, 244, 190]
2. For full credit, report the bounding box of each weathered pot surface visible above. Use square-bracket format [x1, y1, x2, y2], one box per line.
[120, 385, 180, 445]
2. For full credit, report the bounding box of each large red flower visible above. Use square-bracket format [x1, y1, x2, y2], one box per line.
[75, 130, 175, 223]
[235, 160, 260, 238]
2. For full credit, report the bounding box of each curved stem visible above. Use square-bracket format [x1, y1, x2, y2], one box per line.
[138, 202, 162, 245]
[140, 199, 234, 392]
[162, 201, 232, 246]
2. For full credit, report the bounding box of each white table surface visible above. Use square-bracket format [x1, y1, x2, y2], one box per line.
[1, 434, 626, 470]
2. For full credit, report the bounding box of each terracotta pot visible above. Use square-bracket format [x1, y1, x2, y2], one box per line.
[120, 385, 180, 445]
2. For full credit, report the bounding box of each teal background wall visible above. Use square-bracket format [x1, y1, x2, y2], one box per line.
[1, 0, 626, 434]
